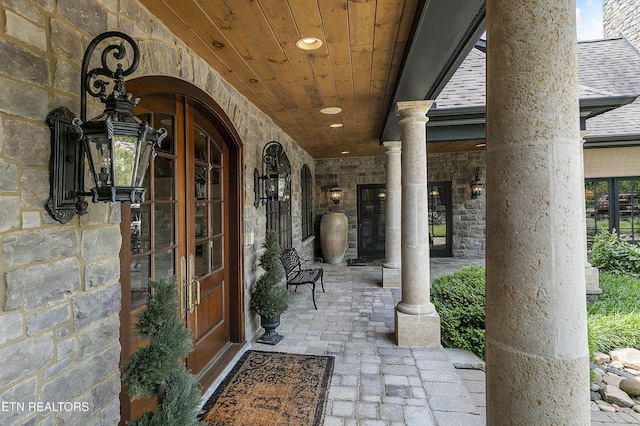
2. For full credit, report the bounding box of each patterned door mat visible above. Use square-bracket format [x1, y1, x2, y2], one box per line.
[201, 350, 334, 425]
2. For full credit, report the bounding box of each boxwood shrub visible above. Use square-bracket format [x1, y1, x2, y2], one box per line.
[431, 265, 486, 359]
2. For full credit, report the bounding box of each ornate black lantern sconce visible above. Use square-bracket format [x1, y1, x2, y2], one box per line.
[329, 185, 343, 205]
[46, 31, 167, 223]
[254, 141, 291, 207]
[470, 167, 484, 199]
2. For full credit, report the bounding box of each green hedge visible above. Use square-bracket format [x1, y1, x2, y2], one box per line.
[431, 265, 486, 359]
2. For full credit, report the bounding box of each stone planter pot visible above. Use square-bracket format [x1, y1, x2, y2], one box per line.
[320, 212, 348, 264]
[256, 314, 284, 345]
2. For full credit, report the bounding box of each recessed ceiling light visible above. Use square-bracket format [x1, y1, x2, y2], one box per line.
[330, 123, 343, 128]
[296, 37, 323, 50]
[320, 106, 342, 115]
[476, 142, 487, 147]
[341, 151, 350, 155]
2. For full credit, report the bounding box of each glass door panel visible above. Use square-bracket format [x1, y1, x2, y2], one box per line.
[357, 184, 386, 258]
[428, 181, 452, 257]
[585, 179, 611, 244]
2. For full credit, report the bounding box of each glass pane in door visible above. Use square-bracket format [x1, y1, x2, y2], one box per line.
[357, 184, 386, 258]
[585, 180, 610, 244]
[428, 182, 452, 257]
[617, 178, 640, 244]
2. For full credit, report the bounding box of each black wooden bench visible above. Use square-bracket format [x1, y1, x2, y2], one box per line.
[280, 248, 324, 309]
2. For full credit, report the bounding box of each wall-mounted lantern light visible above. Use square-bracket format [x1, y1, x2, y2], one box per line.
[46, 31, 166, 223]
[254, 141, 291, 207]
[470, 167, 484, 199]
[329, 185, 343, 205]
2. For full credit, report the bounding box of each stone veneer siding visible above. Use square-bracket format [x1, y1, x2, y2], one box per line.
[604, 0, 640, 50]
[313, 152, 486, 261]
[427, 151, 486, 258]
[314, 156, 386, 261]
[0, 0, 313, 424]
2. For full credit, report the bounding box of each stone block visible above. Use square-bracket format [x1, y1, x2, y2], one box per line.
[0, 333, 53, 388]
[40, 344, 119, 403]
[81, 227, 122, 260]
[0, 76, 48, 120]
[0, 39, 48, 85]
[85, 258, 120, 289]
[0, 120, 49, 167]
[395, 309, 441, 348]
[22, 211, 41, 229]
[57, 336, 78, 360]
[0, 310, 23, 344]
[0, 196, 20, 232]
[0, 377, 37, 425]
[20, 169, 49, 209]
[57, 0, 108, 35]
[0, 159, 19, 192]
[53, 59, 81, 95]
[3, 228, 79, 266]
[77, 316, 120, 359]
[4, 0, 46, 24]
[5, 10, 46, 51]
[21, 258, 80, 310]
[73, 284, 120, 330]
[26, 304, 70, 335]
[382, 266, 401, 288]
[92, 374, 120, 411]
[50, 19, 83, 63]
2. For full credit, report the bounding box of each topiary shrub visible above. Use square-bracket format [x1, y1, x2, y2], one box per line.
[249, 231, 290, 317]
[588, 229, 640, 277]
[431, 265, 486, 359]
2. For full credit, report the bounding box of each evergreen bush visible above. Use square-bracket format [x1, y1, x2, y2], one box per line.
[249, 231, 290, 317]
[588, 229, 640, 277]
[121, 276, 204, 426]
[431, 265, 486, 359]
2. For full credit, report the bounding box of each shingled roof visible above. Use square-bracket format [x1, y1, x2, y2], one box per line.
[434, 37, 640, 140]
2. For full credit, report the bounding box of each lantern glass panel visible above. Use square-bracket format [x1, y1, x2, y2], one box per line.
[113, 133, 140, 187]
[85, 132, 111, 188]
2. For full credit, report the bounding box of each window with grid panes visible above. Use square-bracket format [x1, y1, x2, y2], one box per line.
[266, 145, 292, 249]
[301, 164, 313, 239]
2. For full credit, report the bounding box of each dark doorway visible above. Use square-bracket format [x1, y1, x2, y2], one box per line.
[357, 184, 386, 258]
[428, 181, 453, 257]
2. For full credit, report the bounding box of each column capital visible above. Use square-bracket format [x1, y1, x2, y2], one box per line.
[383, 141, 401, 152]
[395, 100, 434, 118]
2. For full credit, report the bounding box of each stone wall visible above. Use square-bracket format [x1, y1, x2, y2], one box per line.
[313, 152, 486, 260]
[0, 0, 313, 424]
[603, 0, 640, 50]
[427, 151, 486, 258]
[314, 156, 386, 260]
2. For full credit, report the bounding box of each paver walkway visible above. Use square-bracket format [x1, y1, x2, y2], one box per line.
[203, 259, 640, 425]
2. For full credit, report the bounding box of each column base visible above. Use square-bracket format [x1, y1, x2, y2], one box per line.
[395, 308, 441, 347]
[382, 265, 401, 288]
[585, 262, 601, 299]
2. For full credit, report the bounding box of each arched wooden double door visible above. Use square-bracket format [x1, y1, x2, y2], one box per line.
[119, 78, 244, 423]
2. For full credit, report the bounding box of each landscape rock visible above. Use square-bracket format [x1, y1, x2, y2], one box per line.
[595, 352, 611, 364]
[619, 378, 640, 397]
[602, 374, 625, 387]
[610, 348, 640, 370]
[634, 405, 640, 414]
[602, 384, 635, 408]
[595, 400, 616, 412]
[611, 360, 625, 369]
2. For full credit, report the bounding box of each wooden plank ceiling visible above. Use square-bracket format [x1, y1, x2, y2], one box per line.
[138, 0, 480, 158]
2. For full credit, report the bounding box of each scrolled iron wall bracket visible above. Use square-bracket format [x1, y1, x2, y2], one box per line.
[47, 31, 165, 223]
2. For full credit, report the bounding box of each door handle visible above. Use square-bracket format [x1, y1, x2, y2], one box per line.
[180, 256, 187, 317]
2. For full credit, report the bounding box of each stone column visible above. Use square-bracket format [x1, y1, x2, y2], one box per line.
[382, 141, 401, 288]
[394, 101, 440, 347]
[485, 0, 590, 424]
